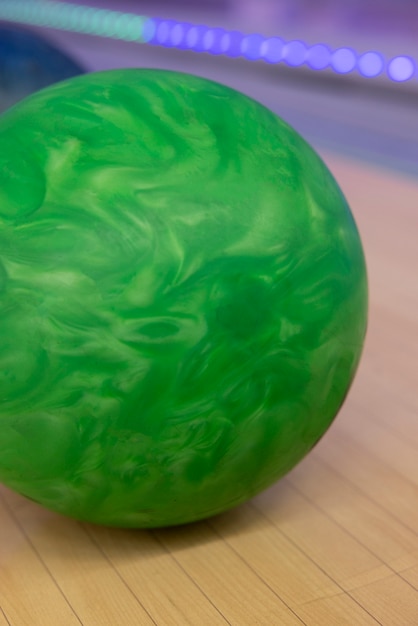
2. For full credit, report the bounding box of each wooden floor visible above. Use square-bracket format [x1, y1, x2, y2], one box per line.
[1, 153, 418, 625]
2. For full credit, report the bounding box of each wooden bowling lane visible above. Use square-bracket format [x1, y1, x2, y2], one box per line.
[1, 149, 418, 624]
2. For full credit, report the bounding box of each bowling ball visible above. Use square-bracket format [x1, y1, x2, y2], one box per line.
[0, 24, 85, 114]
[0, 69, 367, 527]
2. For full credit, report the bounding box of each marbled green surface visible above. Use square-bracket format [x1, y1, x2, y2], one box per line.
[0, 69, 367, 527]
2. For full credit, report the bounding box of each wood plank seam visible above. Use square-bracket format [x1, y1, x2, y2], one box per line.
[0, 492, 83, 626]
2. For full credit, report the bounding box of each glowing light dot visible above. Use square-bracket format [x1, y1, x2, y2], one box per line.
[241, 34, 264, 61]
[202, 28, 225, 54]
[358, 51, 384, 77]
[222, 31, 243, 57]
[142, 18, 156, 43]
[185, 26, 198, 48]
[113, 13, 134, 39]
[387, 56, 415, 81]
[307, 44, 330, 70]
[203, 30, 214, 50]
[332, 48, 356, 73]
[220, 33, 231, 54]
[260, 37, 284, 63]
[156, 21, 172, 45]
[283, 40, 307, 66]
[168, 23, 183, 46]
[80, 8, 98, 34]
[100, 11, 117, 37]
[184, 25, 207, 51]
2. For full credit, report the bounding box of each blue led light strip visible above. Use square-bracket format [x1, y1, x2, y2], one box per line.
[0, 1, 416, 83]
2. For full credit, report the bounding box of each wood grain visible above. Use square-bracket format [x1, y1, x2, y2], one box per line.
[1, 153, 418, 625]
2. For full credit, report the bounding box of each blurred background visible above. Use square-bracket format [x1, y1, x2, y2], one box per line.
[0, 0, 417, 173]
[129, 0, 418, 58]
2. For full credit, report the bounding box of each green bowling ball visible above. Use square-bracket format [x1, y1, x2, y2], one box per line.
[0, 69, 367, 527]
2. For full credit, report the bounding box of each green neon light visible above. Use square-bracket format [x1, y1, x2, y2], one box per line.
[0, 1, 153, 43]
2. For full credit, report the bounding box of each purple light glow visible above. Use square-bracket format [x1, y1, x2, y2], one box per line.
[169, 23, 187, 48]
[260, 37, 284, 64]
[142, 18, 156, 43]
[185, 26, 198, 49]
[307, 44, 331, 70]
[185, 25, 208, 52]
[387, 56, 415, 81]
[282, 40, 307, 67]
[241, 34, 264, 61]
[219, 32, 231, 55]
[27, 4, 415, 84]
[331, 48, 356, 74]
[155, 20, 175, 46]
[358, 51, 384, 77]
[220, 31, 243, 57]
[203, 28, 226, 55]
